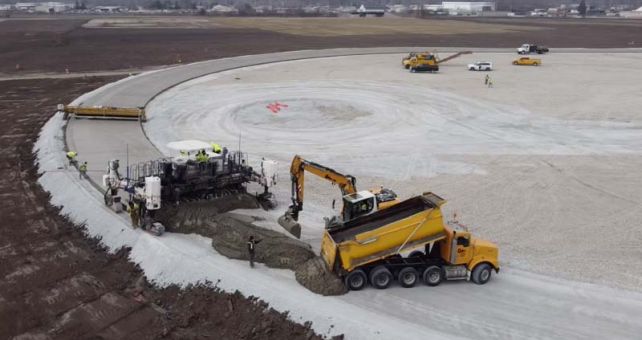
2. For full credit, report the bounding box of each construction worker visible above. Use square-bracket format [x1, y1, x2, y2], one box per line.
[487, 77, 494, 88]
[211, 142, 222, 154]
[66, 151, 78, 166]
[247, 235, 262, 268]
[179, 150, 188, 157]
[79, 162, 88, 179]
[127, 201, 140, 229]
[196, 149, 209, 163]
[484, 74, 490, 85]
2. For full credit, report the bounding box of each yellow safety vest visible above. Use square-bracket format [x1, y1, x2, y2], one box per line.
[67, 151, 77, 158]
[211, 143, 222, 153]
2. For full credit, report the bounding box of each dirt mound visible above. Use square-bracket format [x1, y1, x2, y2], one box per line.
[157, 198, 347, 295]
[157, 197, 316, 271]
[295, 257, 348, 296]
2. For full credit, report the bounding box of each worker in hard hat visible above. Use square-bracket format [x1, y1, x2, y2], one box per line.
[66, 151, 77, 166]
[196, 149, 209, 163]
[211, 142, 222, 154]
[79, 162, 88, 179]
[127, 201, 140, 229]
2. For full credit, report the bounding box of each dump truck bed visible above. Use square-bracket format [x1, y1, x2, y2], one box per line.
[323, 192, 448, 273]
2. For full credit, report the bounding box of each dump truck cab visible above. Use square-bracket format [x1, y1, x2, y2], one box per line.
[440, 223, 499, 279]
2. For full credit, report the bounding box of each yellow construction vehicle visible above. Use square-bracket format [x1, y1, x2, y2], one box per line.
[402, 51, 472, 72]
[278, 155, 399, 238]
[59, 104, 146, 121]
[321, 192, 500, 290]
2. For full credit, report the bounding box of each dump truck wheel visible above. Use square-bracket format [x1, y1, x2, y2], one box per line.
[533, 62, 539, 66]
[345, 270, 367, 291]
[405, 64, 410, 69]
[369, 266, 393, 289]
[471, 263, 492, 284]
[398, 267, 419, 288]
[423, 266, 442, 286]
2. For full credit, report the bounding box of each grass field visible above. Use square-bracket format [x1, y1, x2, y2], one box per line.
[84, 16, 547, 36]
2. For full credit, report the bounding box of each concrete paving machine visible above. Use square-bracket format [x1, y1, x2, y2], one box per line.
[59, 104, 146, 121]
[278, 155, 398, 238]
[103, 141, 278, 235]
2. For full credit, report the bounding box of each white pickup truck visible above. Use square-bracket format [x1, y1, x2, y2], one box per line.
[468, 62, 493, 71]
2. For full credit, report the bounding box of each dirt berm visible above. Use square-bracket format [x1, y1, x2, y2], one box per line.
[156, 195, 347, 295]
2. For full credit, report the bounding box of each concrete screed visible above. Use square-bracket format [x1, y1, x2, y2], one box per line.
[55, 50, 642, 339]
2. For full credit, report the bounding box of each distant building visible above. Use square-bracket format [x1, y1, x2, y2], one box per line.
[94, 6, 124, 13]
[15, 2, 37, 12]
[15, 2, 73, 13]
[210, 4, 237, 14]
[441, 2, 495, 13]
[620, 6, 642, 18]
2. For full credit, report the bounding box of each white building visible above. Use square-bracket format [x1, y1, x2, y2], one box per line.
[620, 6, 642, 18]
[441, 2, 495, 13]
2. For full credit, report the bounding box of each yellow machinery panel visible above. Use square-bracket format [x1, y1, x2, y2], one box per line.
[324, 193, 448, 273]
[61, 105, 146, 122]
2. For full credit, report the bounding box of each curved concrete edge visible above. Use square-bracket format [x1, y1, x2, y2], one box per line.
[72, 47, 642, 109]
[65, 46, 642, 185]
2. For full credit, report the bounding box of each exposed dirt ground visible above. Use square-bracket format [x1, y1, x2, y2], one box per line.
[0, 16, 640, 74]
[0, 77, 327, 339]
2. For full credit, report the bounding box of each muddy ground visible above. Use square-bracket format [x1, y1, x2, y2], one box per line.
[0, 16, 640, 74]
[0, 77, 329, 339]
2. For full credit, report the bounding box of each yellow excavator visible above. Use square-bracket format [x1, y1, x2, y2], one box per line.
[402, 51, 472, 72]
[278, 155, 399, 238]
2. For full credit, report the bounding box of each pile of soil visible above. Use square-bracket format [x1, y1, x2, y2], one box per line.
[157, 198, 317, 271]
[0, 77, 328, 339]
[295, 257, 348, 296]
[157, 198, 348, 295]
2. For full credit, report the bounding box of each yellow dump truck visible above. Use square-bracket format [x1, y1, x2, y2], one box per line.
[321, 192, 499, 290]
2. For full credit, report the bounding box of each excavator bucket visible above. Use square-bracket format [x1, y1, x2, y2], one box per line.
[278, 211, 302, 239]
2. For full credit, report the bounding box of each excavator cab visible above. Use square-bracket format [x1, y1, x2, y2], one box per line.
[342, 191, 377, 221]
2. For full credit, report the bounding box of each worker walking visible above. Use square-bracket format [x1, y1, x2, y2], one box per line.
[484, 74, 490, 85]
[66, 151, 78, 166]
[247, 235, 262, 268]
[128, 201, 140, 229]
[79, 162, 88, 179]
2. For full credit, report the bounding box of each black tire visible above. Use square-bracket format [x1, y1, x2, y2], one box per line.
[422, 266, 443, 286]
[398, 267, 419, 288]
[471, 263, 492, 285]
[369, 266, 393, 289]
[345, 269, 367, 291]
[469, 67, 475, 71]
[404, 64, 410, 69]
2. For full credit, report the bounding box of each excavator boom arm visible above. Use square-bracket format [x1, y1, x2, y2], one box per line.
[289, 155, 357, 213]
